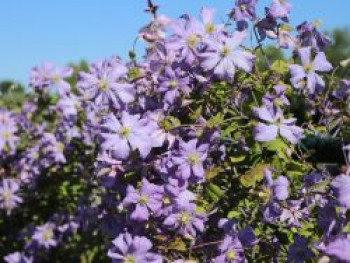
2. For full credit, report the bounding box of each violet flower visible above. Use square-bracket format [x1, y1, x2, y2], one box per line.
[108, 232, 163, 263]
[268, 0, 291, 21]
[101, 112, 153, 159]
[230, 0, 257, 22]
[200, 31, 255, 80]
[172, 139, 209, 182]
[253, 106, 304, 144]
[289, 47, 333, 94]
[32, 223, 57, 249]
[123, 179, 163, 222]
[322, 235, 350, 262]
[287, 235, 314, 263]
[0, 179, 22, 215]
[78, 59, 135, 109]
[214, 235, 245, 263]
[331, 174, 350, 209]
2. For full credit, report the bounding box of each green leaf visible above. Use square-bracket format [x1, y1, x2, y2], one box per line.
[205, 167, 223, 180]
[205, 183, 224, 201]
[271, 59, 288, 75]
[240, 163, 269, 187]
[207, 113, 224, 129]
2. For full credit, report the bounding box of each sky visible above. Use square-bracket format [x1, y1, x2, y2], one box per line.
[0, 0, 349, 85]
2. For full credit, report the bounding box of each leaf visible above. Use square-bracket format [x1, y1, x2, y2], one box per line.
[227, 210, 242, 219]
[271, 59, 288, 75]
[230, 155, 246, 163]
[165, 237, 187, 252]
[205, 183, 223, 202]
[240, 163, 269, 187]
[207, 113, 224, 129]
[205, 167, 223, 180]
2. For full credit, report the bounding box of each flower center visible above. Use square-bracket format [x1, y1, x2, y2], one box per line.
[169, 80, 178, 89]
[304, 64, 314, 73]
[162, 196, 171, 205]
[124, 255, 136, 263]
[240, 4, 247, 11]
[42, 228, 54, 241]
[138, 195, 149, 205]
[179, 212, 191, 224]
[52, 74, 60, 84]
[98, 79, 109, 91]
[57, 142, 64, 153]
[120, 127, 131, 138]
[205, 23, 215, 34]
[2, 190, 11, 203]
[226, 250, 236, 260]
[187, 34, 199, 48]
[187, 153, 199, 166]
[2, 131, 11, 140]
[221, 45, 231, 57]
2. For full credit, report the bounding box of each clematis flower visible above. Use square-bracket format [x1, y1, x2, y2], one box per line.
[0, 179, 22, 215]
[172, 139, 209, 182]
[101, 112, 153, 159]
[297, 21, 332, 51]
[78, 59, 135, 109]
[331, 174, 350, 209]
[287, 235, 314, 263]
[214, 235, 245, 263]
[123, 179, 163, 222]
[4, 252, 32, 263]
[333, 79, 350, 99]
[167, 16, 205, 63]
[280, 200, 309, 227]
[230, 0, 257, 22]
[108, 232, 163, 263]
[200, 6, 224, 36]
[0, 110, 19, 154]
[30, 62, 73, 95]
[32, 223, 57, 249]
[262, 85, 290, 107]
[253, 106, 304, 144]
[163, 203, 206, 238]
[157, 67, 191, 105]
[200, 31, 255, 80]
[322, 236, 350, 262]
[289, 47, 333, 94]
[268, 0, 291, 21]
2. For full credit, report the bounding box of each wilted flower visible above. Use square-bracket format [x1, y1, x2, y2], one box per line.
[297, 21, 332, 51]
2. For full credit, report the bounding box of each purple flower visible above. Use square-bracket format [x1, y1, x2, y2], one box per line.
[101, 112, 153, 159]
[78, 59, 135, 109]
[32, 223, 57, 249]
[297, 21, 332, 51]
[200, 31, 255, 80]
[172, 139, 208, 182]
[157, 67, 191, 105]
[0, 179, 22, 215]
[123, 179, 163, 222]
[200, 6, 224, 36]
[163, 203, 205, 238]
[262, 85, 290, 107]
[230, 0, 257, 22]
[4, 252, 32, 263]
[214, 235, 245, 263]
[280, 200, 308, 227]
[331, 174, 350, 209]
[167, 16, 205, 63]
[268, 0, 291, 21]
[253, 106, 304, 144]
[272, 176, 289, 201]
[30, 62, 73, 95]
[0, 110, 19, 154]
[108, 232, 163, 263]
[333, 79, 350, 99]
[287, 235, 314, 263]
[322, 236, 350, 262]
[289, 47, 333, 93]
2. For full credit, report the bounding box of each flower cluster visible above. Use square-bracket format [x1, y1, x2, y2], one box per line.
[1, 0, 350, 262]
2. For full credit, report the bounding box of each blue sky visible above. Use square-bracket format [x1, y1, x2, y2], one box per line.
[1, 0, 349, 84]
